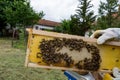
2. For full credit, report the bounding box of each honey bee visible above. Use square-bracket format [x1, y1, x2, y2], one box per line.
[38, 38, 101, 71]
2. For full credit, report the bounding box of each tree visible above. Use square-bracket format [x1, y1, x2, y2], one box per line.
[0, 0, 26, 28]
[3, 0, 44, 46]
[97, 0, 119, 29]
[55, 16, 81, 35]
[95, 16, 108, 30]
[55, 0, 96, 36]
[75, 0, 96, 36]
[0, 0, 8, 30]
[55, 19, 72, 33]
[4, 1, 44, 27]
[69, 15, 81, 35]
[1, 0, 44, 31]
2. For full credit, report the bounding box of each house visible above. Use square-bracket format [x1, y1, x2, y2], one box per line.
[33, 19, 60, 31]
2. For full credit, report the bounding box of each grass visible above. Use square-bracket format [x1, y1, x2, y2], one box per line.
[0, 38, 67, 80]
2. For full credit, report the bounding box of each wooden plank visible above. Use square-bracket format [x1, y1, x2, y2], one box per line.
[28, 63, 87, 72]
[25, 28, 33, 67]
[25, 49, 30, 67]
[32, 29, 97, 43]
[28, 63, 112, 73]
[32, 29, 120, 46]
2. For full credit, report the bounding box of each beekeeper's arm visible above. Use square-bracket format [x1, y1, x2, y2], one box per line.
[90, 28, 120, 44]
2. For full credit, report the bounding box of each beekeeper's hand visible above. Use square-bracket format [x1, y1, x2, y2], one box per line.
[103, 67, 120, 80]
[90, 28, 120, 44]
[113, 67, 120, 78]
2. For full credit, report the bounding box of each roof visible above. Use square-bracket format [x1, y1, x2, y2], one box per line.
[38, 19, 61, 27]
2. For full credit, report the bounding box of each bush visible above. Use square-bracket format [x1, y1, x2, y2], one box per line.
[13, 28, 27, 50]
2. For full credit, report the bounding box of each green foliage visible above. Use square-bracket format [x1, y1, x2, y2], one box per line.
[0, 0, 8, 28]
[0, 0, 44, 28]
[39, 11, 45, 19]
[95, 16, 108, 30]
[55, 19, 70, 33]
[55, 16, 81, 35]
[3, 0, 43, 27]
[4, 6, 17, 27]
[0, 0, 45, 47]
[13, 28, 26, 49]
[54, 26, 63, 33]
[69, 16, 81, 35]
[96, 0, 119, 29]
[75, 0, 96, 35]
[55, 0, 96, 36]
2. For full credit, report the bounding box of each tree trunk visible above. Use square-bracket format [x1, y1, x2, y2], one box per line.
[11, 28, 15, 47]
[23, 26, 27, 51]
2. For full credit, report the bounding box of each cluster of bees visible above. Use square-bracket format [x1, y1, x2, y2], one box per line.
[38, 38, 101, 71]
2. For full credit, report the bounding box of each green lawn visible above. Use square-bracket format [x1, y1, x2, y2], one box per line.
[0, 38, 67, 80]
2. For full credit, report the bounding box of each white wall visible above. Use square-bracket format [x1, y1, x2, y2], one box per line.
[33, 25, 54, 30]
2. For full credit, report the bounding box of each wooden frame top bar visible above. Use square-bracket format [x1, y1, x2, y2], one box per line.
[32, 29, 120, 46]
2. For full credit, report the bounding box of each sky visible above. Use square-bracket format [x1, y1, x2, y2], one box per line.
[30, 0, 117, 22]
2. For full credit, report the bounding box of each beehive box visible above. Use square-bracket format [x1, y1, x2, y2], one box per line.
[25, 28, 120, 72]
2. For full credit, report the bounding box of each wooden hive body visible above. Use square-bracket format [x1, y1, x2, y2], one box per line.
[25, 29, 120, 73]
